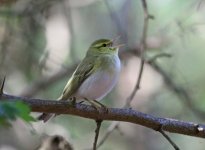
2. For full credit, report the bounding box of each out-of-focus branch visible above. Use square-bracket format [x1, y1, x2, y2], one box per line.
[197, 0, 204, 10]
[148, 61, 205, 119]
[20, 63, 78, 97]
[121, 47, 205, 121]
[0, 14, 13, 73]
[0, 93, 205, 138]
[62, 0, 77, 61]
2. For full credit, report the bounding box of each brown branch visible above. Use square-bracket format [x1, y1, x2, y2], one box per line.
[1, 93, 205, 139]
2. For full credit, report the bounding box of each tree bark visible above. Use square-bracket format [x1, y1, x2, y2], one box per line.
[1, 93, 205, 138]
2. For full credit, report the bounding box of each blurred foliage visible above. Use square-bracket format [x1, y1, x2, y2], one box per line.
[1, 0, 205, 150]
[0, 101, 35, 126]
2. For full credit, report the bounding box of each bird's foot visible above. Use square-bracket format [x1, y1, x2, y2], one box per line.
[84, 98, 108, 113]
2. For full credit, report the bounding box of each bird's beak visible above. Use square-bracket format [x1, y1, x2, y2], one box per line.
[111, 35, 121, 43]
[111, 36, 125, 49]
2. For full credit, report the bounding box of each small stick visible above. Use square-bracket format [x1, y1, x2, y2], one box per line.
[158, 127, 180, 150]
[93, 120, 102, 150]
[0, 76, 6, 96]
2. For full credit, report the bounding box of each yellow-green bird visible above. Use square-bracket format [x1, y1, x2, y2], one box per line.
[38, 39, 121, 122]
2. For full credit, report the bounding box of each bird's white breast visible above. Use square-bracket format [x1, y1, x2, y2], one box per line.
[75, 55, 121, 100]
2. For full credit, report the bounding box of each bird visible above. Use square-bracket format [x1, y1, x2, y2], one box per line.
[38, 39, 121, 122]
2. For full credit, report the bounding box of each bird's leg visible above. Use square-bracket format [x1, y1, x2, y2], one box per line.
[83, 98, 99, 110]
[83, 98, 108, 113]
[93, 99, 107, 109]
[93, 99, 108, 113]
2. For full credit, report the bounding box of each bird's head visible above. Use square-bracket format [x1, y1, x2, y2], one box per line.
[87, 39, 121, 55]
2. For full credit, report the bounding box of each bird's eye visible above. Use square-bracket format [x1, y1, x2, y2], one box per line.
[102, 43, 107, 47]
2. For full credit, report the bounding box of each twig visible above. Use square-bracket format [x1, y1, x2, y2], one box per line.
[1, 93, 205, 138]
[159, 129, 180, 150]
[0, 13, 13, 72]
[149, 61, 205, 119]
[121, 49, 205, 120]
[96, 122, 119, 149]
[126, 0, 151, 105]
[111, 1, 181, 149]
[62, 0, 77, 61]
[0, 76, 6, 95]
[20, 63, 78, 97]
[93, 120, 102, 150]
[147, 53, 172, 64]
[197, 0, 204, 10]
[125, 58, 145, 107]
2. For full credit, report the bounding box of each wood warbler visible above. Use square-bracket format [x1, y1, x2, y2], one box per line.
[38, 39, 121, 122]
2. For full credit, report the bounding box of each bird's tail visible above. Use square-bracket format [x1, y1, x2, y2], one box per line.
[37, 96, 63, 122]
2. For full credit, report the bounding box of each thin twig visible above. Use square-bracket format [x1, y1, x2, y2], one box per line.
[96, 122, 119, 149]
[197, 0, 204, 10]
[125, 58, 145, 107]
[149, 61, 205, 119]
[0, 76, 6, 95]
[147, 53, 172, 64]
[93, 120, 102, 150]
[20, 63, 78, 97]
[159, 129, 180, 150]
[62, 0, 77, 61]
[121, 49, 205, 120]
[126, 0, 150, 106]
[128, 1, 180, 149]
[0, 13, 12, 72]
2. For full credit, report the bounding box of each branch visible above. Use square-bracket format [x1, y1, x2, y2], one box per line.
[1, 93, 205, 138]
[148, 61, 205, 119]
[20, 63, 78, 97]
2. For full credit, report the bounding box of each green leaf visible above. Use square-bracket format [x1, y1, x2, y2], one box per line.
[14, 101, 36, 122]
[0, 101, 35, 126]
[0, 102, 18, 120]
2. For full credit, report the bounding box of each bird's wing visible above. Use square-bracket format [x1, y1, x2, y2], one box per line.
[59, 56, 96, 100]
